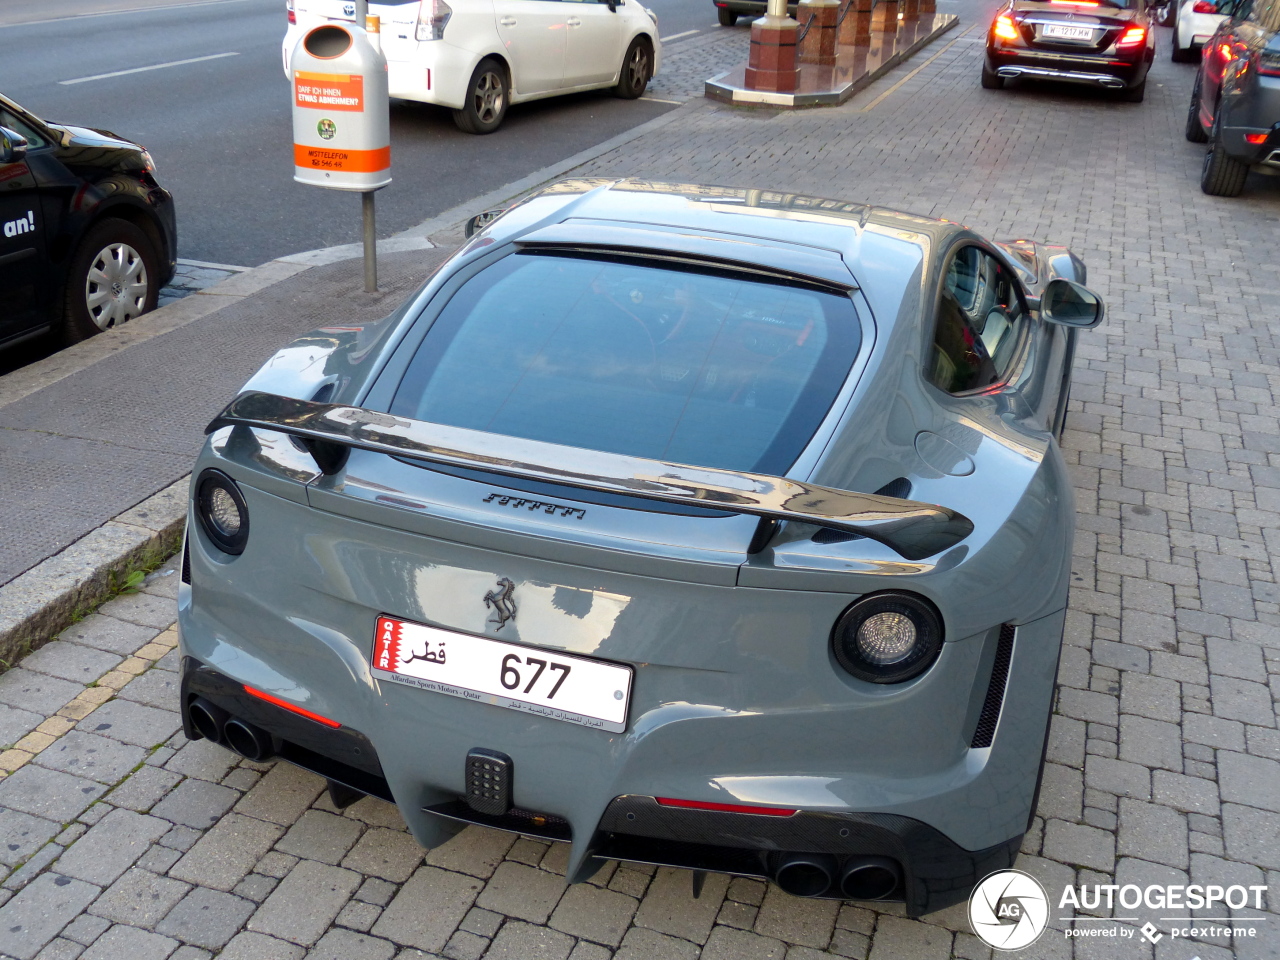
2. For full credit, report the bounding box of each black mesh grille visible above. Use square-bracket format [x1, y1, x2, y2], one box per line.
[180, 539, 191, 584]
[971, 624, 1015, 748]
[813, 479, 913, 543]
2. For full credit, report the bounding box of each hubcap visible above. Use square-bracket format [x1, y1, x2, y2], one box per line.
[628, 47, 648, 89]
[474, 71, 504, 124]
[85, 242, 148, 331]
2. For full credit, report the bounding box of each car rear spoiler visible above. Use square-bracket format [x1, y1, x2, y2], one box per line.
[206, 391, 973, 561]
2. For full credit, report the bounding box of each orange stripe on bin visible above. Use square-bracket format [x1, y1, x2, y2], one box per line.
[294, 144, 390, 173]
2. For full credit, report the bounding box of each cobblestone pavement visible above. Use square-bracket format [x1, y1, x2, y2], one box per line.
[157, 261, 248, 310]
[2, 20, 1280, 960]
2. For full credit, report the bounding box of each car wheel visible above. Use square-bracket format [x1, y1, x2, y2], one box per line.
[980, 62, 1004, 89]
[1122, 79, 1146, 102]
[453, 58, 508, 135]
[1201, 111, 1250, 196]
[61, 218, 158, 345]
[718, 6, 738, 25]
[1185, 70, 1209, 141]
[614, 38, 652, 99]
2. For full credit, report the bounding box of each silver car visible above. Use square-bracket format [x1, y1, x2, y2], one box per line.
[178, 179, 1102, 915]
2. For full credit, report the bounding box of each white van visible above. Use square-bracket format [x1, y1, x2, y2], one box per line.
[283, 0, 661, 133]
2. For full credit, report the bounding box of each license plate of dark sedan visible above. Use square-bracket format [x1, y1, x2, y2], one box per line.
[1042, 23, 1094, 39]
[372, 616, 633, 732]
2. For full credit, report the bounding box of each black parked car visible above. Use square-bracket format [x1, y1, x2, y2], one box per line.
[0, 93, 177, 349]
[982, 0, 1157, 101]
[1185, 0, 1280, 195]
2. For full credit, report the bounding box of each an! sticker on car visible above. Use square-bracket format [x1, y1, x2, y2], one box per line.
[371, 616, 633, 733]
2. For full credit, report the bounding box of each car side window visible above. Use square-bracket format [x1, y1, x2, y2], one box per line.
[0, 109, 48, 150]
[928, 245, 1026, 394]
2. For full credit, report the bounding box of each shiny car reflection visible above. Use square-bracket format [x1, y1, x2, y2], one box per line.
[178, 178, 1102, 915]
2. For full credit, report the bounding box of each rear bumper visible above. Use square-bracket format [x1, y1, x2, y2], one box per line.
[179, 656, 1023, 914]
[988, 48, 1148, 87]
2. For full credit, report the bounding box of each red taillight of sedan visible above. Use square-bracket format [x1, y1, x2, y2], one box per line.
[287, 0, 296, 24]
[1192, 1, 1217, 10]
[1116, 25, 1146, 47]
[994, 14, 1020, 39]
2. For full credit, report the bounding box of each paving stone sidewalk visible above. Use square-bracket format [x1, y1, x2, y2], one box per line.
[1, 18, 1279, 960]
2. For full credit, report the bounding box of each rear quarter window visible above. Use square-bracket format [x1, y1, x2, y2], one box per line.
[389, 252, 862, 475]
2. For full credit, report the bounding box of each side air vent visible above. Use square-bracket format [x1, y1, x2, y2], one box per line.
[813, 478, 914, 543]
[970, 624, 1015, 748]
[180, 538, 191, 584]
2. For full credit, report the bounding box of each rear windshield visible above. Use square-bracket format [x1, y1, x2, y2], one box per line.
[390, 252, 862, 476]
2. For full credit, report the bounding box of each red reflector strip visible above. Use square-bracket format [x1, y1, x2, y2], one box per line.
[1245, 133, 1268, 143]
[244, 685, 341, 728]
[656, 797, 798, 817]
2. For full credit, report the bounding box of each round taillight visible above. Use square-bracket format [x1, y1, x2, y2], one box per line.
[196, 469, 250, 555]
[831, 592, 944, 683]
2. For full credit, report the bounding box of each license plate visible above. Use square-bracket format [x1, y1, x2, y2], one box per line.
[1042, 23, 1095, 39]
[372, 616, 633, 732]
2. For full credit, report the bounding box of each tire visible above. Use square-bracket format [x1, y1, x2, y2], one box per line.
[1122, 79, 1146, 102]
[1185, 71, 1209, 141]
[61, 218, 158, 345]
[717, 6, 738, 25]
[614, 37, 652, 99]
[1201, 111, 1250, 196]
[452, 58, 508, 135]
[980, 62, 1004, 89]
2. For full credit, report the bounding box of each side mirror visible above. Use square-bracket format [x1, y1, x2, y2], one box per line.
[605, 0, 618, 9]
[1041, 277, 1104, 328]
[464, 207, 507, 238]
[0, 127, 29, 165]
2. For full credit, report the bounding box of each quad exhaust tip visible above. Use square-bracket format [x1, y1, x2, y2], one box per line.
[774, 853, 837, 898]
[840, 856, 902, 901]
[188, 697, 276, 763]
[773, 852, 903, 899]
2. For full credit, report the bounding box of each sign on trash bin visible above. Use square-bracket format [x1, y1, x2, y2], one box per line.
[291, 19, 390, 191]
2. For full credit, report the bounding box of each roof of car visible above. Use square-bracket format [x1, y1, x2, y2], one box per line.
[518, 177, 960, 244]
[485, 178, 965, 305]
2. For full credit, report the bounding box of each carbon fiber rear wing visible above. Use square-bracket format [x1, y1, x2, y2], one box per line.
[206, 391, 973, 561]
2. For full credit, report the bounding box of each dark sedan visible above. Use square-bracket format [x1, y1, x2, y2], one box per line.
[982, 0, 1157, 101]
[1185, 0, 1280, 196]
[0, 93, 177, 349]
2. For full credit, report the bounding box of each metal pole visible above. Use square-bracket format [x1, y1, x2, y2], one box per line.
[355, 0, 368, 22]
[362, 190, 377, 293]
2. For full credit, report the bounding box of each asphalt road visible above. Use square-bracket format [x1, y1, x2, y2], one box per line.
[0, 0, 715, 267]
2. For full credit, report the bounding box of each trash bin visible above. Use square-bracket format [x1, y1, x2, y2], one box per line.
[291, 19, 391, 191]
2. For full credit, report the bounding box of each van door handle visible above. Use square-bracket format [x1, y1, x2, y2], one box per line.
[499, 15, 517, 25]
[567, 16, 582, 25]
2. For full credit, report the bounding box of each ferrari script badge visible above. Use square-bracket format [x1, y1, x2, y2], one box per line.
[484, 578, 517, 631]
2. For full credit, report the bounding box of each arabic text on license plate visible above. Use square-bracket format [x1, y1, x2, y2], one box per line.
[1043, 23, 1095, 38]
[371, 616, 633, 732]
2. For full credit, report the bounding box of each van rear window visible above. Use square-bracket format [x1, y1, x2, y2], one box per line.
[390, 252, 862, 475]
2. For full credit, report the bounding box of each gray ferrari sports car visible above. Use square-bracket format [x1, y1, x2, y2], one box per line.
[179, 179, 1103, 916]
